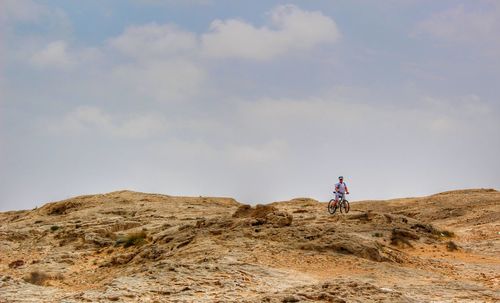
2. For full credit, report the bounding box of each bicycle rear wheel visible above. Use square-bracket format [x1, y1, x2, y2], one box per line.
[328, 199, 338, 214]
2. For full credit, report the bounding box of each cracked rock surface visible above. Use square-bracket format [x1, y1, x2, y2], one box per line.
[0, 189, 499, 302]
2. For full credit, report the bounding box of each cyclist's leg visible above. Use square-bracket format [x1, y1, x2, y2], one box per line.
[335, 192, 341, 205]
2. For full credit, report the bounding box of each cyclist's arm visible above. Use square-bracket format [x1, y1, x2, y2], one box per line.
[345, 185, 349, 194]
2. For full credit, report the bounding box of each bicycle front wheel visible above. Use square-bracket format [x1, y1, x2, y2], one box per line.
[328, 199, 338, 214]
[343, 200, 350, 213]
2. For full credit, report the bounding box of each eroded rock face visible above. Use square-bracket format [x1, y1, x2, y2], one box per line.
[233, 204, 293, 227]
[233, 204, 277, 219]
[265, 210, 293, 227]
[0, 189, 498, 302]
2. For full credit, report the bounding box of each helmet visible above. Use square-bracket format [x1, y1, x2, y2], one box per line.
[338, 176, 344, 179]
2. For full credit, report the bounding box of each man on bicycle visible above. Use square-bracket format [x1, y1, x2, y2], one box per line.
[333, 176, 349, 206]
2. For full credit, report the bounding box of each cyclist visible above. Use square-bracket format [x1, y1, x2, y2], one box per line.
[333, 176, 349, 207]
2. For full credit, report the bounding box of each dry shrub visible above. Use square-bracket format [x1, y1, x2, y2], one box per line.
[116, 231, 147, 248]
[24, 271, 50, 286]
[8, 260, 25, 268]
[411, 223, 438, 234]
[46, 201, 82, 215]
[391, 228, 419, 247]
[446, 241, 459, 251]
[440, 230, 455, 238]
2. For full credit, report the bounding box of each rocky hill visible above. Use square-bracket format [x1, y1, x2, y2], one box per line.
[0, 189, 499, 302]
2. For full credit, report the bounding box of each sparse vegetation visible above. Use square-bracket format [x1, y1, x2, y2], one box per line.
[412, 223, 455, 238]
[440, 230, 455, 238]
[390, 228, 419, 247]
[282, 295, 300, 303]
[50, 225, 60, 232]
[446, 241, 459, 251]
[372, 232, 383, 237]
[8, 260, 24, 268]
[116, 231, 147, 248]
[24, 271, 50, 286]
[46, 200, 82, 215]
[23, 271, 64, 286]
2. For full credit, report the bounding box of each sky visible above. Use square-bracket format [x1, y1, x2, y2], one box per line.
[1, 0, 499, 211]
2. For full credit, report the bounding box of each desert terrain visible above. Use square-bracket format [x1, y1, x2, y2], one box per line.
[0, 189, 498, 302]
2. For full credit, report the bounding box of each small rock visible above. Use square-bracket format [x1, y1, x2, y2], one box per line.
[282, 295, 300, 302]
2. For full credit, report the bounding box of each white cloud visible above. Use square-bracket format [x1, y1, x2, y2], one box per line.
[110, 59, 205, 102]
[30, 40, 76, 69]
[106, 23, 205, 102]
[201, 4, 340, 60]
[18, 4, 341, 103]
[2, 0, 72, 69]
[118, 114, 169, 137]
[108, 5, 341, 61]
[0, 0, 49, 23]
[415, 3, 500, 52]
[422, 94, 491, 116]
[44, 106, 168, 138]
[236, 93, 497, 139]
[1, 0, 72, 37]
[108, 23, 198, 60]
[420, 94, 496, 133]
[133, 0, 212, 6]
[30, 40, 103, 70]
[238, 97, 372, 131]
[152, 138, 288, 165]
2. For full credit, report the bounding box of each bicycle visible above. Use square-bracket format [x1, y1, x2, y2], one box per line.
[328, 192, 350, 214]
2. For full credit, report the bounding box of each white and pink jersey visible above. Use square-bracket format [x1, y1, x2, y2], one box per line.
[335, 182, 348, 194]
